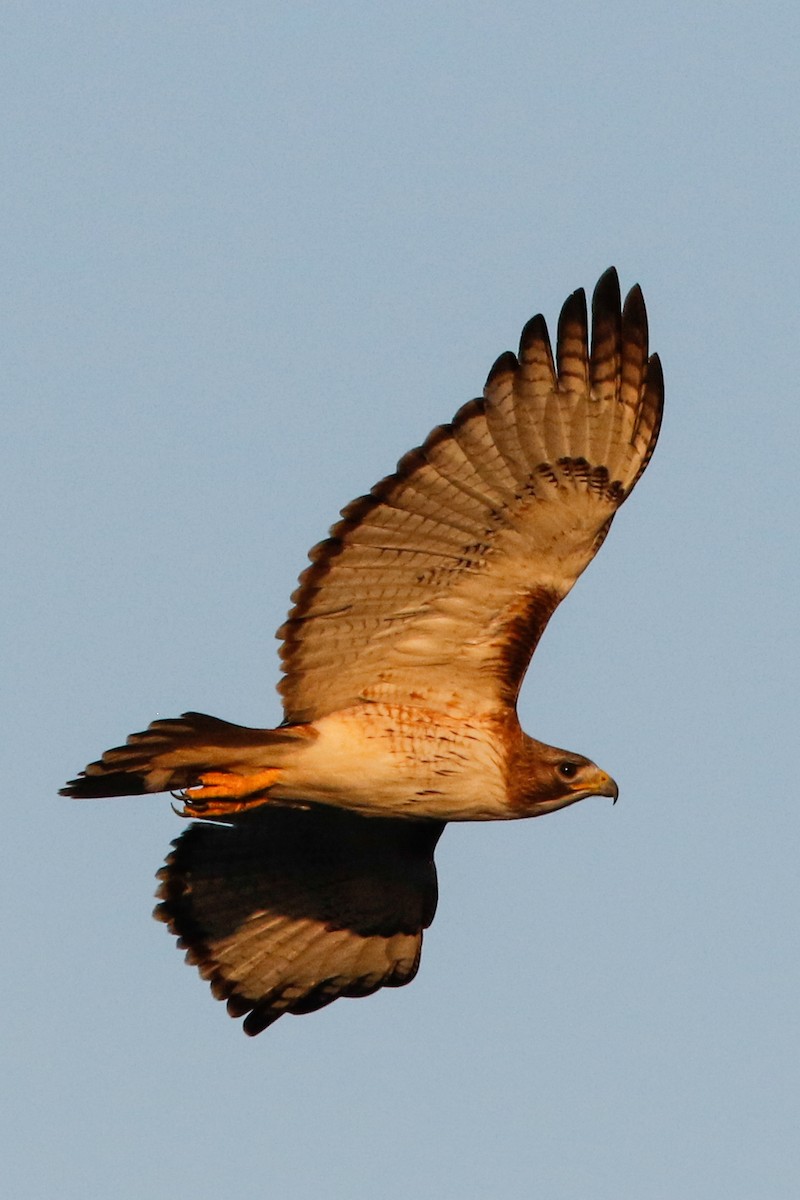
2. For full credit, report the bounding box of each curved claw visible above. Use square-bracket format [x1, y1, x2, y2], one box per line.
[170, 793, 195, 819]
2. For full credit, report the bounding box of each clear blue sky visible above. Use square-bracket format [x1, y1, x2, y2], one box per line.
[4, 3, 799, 1197]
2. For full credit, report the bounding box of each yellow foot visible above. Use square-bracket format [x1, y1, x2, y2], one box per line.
[176, 768, 282, 818]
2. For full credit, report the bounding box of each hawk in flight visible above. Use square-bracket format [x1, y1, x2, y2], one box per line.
[63, 269, 663, 1035]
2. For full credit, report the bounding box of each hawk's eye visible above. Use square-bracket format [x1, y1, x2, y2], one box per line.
[558, 761, 578, 778]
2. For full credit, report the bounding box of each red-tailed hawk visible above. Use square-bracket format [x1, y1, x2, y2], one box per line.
[63, 268, 662, 1035]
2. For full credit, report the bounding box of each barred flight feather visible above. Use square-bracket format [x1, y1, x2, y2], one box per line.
[280, 267, 662, 720]
[278, 267, 662, 722]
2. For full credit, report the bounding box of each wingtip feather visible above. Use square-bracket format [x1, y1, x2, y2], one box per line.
[556, 286, 589, 393]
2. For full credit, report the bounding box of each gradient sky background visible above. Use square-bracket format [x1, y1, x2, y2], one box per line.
[4, 3, 799, 1197]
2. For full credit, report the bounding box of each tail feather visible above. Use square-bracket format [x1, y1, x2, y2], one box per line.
[61, 712, 307, 799]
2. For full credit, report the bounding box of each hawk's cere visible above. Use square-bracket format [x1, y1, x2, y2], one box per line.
[63, 269, 663, 1036]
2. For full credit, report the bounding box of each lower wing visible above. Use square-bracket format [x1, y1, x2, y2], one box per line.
[154, 804, 444, 1034]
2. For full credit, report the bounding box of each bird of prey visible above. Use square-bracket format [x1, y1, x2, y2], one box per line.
[63, 268, 663, 1036]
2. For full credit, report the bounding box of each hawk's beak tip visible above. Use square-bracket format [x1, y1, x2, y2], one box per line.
[603, 775, 619, 805]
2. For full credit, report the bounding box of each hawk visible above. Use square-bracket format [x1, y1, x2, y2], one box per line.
[63, 268, 663, 1035]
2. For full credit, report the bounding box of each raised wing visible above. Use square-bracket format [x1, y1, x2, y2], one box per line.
[155, 805, 443, 1035]
[279, 269, 663, 723]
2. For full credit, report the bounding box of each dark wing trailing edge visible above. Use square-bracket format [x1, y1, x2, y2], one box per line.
[154, 805, 444, 1035]
[278, 268, 663, 723]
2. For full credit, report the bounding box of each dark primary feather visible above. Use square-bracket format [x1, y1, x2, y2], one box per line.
[154, 805, 444, 1035]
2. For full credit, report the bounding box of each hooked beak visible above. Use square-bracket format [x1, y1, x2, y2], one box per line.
[595, 770, 619, 805]
[571, 768, 619, 805]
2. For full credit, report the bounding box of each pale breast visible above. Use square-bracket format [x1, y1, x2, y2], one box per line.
[273, 704, 516, 821]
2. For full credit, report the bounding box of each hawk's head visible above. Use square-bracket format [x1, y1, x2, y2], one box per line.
[511, 736, 619, 817]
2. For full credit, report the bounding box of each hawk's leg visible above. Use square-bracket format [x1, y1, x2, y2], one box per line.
[176, 768, 282, 818]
